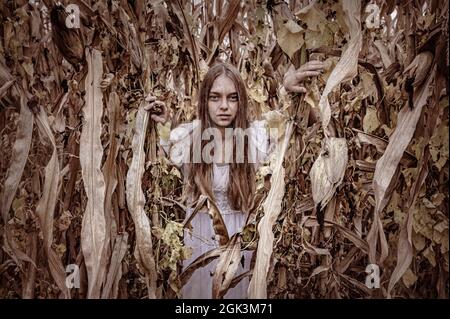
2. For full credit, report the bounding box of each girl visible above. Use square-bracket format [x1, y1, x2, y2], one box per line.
[145, 61, 323, 298]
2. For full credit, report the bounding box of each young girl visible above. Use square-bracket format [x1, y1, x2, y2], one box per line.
[145, 61, 323, 298]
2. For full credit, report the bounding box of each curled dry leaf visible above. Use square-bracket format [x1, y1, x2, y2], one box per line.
[101, 233, 129, 299]
[34, 105, 70, 298]
[248, 121, 294, 298]
[369, 67, 435, 265]
[212, 234, 242, 299]
[180, 248, 222, 289]
[310, 137, 348, 210]
[125, 105, 157, 299]
[0, 0, 447, 300]
[1, 93, 36, 268]
[317, 0, 361, 133]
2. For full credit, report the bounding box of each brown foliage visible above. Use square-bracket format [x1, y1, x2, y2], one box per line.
[0, 0, 448, 299]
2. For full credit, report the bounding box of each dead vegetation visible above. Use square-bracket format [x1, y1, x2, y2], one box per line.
[0, 0, 448, 299]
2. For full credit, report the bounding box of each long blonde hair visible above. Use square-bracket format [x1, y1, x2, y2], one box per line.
[186, 62, 256, 214]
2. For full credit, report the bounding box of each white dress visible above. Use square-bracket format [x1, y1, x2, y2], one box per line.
[161, 119, 273, 299]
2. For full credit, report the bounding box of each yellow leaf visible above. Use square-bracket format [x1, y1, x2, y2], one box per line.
[276, 19, 304, 59]
[295, 2, 327, 32]
[429, 120, 449, 171]
[157, 121, 171, 143]
[422, 246, 436, 267]
[363, 106, 380, 133]
[248, 85, 267, 104]
[402, 268, 417, 288]
[170, 166, 181, 179]
[263, 110, 287, 140]
[361, 72, 378, 101]
[412, 231, 426, 251]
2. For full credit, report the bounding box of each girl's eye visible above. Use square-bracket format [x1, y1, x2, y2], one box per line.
[209, 96, 219, 101]
[229, 95, 238, 102]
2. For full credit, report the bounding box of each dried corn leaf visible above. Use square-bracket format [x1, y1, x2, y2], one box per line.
[183, 194, 229, 246]
[34, 105, 70, 298]
[403, 52, 434, 90]
[373, 40, 393, 69]
[207, 197, 230, 246]
[302, 216, 369, 253]
[1, 93, 35, 267]
[21, 232, 37, 299]
[318, 0, 361, 132]
[180, 248, 222, 288]
[102, 91, 122, 270]
[125, 105, 157, 299]
[80, 48, 108, 299]
[310, 137, 348, 209]
[387, 66, 444, 297]
[387, 156, 429, 298]
[0, 0, 447, 300]
[303, 238, 330, 256]
[276, 19, 305, 60]
[369, 66, 435, 264]
[355, 129, 417, 165]
[101, 232, 128, 299]
[248, 121, 294, 298]
[207, 0, 241, 65]
[0, 79, 14, 99]
[212, 234, 241, 299]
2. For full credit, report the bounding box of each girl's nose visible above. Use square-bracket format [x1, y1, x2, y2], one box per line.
[219, 98, 229, 110]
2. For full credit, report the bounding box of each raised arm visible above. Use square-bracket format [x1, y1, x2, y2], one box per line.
[282, 60, 325, 94]
[143, 94, 194, 171]
[143, 94, 171, 124]
[143, 93, 173, 159]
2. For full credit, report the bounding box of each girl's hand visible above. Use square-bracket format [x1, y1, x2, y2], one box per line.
[283, 60, 324, 94]
[144, 94, 169, 124]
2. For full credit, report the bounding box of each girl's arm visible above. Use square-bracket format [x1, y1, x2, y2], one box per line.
[275, 61, 325, 120]
[253, 61, 325, 166]
[143, 93, 172, 160]
[143, 93, 194, 171]
[144, 94, 171, 123]
[282, 60, 325, 93]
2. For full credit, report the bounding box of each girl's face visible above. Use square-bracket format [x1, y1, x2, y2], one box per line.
[207, 74, 239, 128]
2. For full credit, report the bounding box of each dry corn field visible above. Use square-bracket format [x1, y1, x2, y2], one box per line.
[0, 0, 448, 299]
